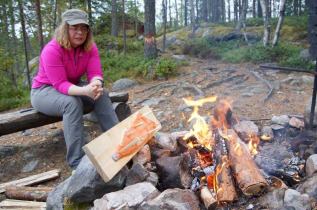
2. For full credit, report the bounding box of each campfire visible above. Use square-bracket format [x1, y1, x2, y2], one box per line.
[180, 95, 303, 208]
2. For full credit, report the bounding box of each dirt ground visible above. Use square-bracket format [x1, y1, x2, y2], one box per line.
[0, 57, 314, 202]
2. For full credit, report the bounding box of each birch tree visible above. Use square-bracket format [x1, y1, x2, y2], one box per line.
[259, 0, 270, 45]
[272, 0, 286, 46]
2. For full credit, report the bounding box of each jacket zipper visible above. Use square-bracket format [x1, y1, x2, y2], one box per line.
[74, 48, 77, 66]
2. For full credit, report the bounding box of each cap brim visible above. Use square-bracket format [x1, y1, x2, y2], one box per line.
[66, 19, 89, 26]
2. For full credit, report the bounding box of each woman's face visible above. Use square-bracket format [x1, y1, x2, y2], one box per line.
[68, 24, 89, 48]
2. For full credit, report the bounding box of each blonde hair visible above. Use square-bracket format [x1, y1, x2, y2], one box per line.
[54, 22, 93, 51]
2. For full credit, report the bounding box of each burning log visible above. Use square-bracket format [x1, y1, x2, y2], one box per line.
[224, 129, 268, 195]
[214, 132, 238, 202]
[200, 186, 217, 210]
[4, 186, 54, 202]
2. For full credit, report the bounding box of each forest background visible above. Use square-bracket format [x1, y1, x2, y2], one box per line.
[0, 0, 314, 112]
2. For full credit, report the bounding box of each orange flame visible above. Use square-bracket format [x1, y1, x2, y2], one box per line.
[183, 96, 218, 151]
[248, 135, 260, 155]
[261, 135, 271, 141]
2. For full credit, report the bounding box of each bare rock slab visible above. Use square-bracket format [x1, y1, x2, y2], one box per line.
[155, 156, 194, 190]
[46, 177, 71, 210]
[140, 188, 200, 210]
[92, 182, 160, 210]
[258, 189, 286, 209]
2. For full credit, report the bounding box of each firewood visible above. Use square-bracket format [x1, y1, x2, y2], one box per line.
[0, 169, 60, 193]
[5, 186, 54, 202]
[214, 132, 238, 202]
[200, 186, 217, 210]
[224, 129, 268, 195]
[0, 199, 46, 209]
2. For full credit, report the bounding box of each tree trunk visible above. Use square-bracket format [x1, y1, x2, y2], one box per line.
[135, 0, 138, 36]
[169, 0, 172, 27]
[35, 0, 44, 53]
[162, 0, 167, 53]
[175, 0, 179, 26]
[9, 1, 18, 87]
[53, 0, 58, 31]
[222, 0, 226, 22]
[122, 0, 126, 55]
[227, 0, 231, 21]
[185, 0, 188, 26]
[257, 0, 262, 17]
[234, 0, 238, 20]
[69, 0, 72, 9]
[18, 0, 31, 88]
[144, 0, 157, 59]
[259, 0, 270, 45]
[235, 0, 247, 30]
[87, 0, 92, 25]
[272, 0, 286, 46]
[190, 0, 195, 38]
[195, 0, 199, 23]
[294, 0, 298, 16]
[202, 0, 208, 22]
[207, 0, 211, 22]
[111, 0, 118, 37]
[252, 0, 256, 18]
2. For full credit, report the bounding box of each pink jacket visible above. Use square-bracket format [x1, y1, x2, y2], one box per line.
[32, 39, 103, 95]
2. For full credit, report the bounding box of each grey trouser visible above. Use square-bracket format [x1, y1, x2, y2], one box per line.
[30, 82, 119, 170]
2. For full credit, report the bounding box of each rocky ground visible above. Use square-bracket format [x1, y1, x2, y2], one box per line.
[0, 57, 315, 202]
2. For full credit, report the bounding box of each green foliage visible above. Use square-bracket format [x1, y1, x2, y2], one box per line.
[154, 58, 178, 79]
[0, 86, 30, 112]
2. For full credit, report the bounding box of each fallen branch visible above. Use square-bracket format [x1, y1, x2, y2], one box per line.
[0, 199, 46, 209]
[203, 74, 245, 89]
[5, 186, 54, 202]
[248, 70, 274, 103]
[0, 169, 60, 193]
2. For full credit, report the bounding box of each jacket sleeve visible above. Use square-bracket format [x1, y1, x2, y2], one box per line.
[41, 45, 73, 95]
[86, 43, 103, 82]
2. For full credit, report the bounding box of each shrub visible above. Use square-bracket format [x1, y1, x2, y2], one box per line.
[154, 58, 178, 79]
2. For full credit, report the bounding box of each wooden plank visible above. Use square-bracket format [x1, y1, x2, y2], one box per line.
[83, 105, 161, 182]
[0, 169, 61, 193]
[0, 92, 130, 136]
[0, 199, 46, 209]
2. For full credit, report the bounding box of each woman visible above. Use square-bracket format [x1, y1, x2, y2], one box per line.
[31, 9, 119, 173]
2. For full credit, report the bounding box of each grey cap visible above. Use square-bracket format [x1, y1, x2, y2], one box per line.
[62, 9, 89, 26]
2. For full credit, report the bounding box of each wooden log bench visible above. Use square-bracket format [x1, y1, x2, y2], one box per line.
[0, 92, 131, 137]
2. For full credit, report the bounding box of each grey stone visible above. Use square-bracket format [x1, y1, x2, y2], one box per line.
[289, 117, 305, 129]
[251, 87, 265, 94]
[126, 163, 150, 186]
[146, 172, 159, 186]
[46, 177, 72, 210]
[258, 189, 285, 209]
[233, 120, 259, 141]
[300, 49, 315, 61]
[141, 98, 166, 106]
[177, 104, 192, 111]
[154, 132, 177, 151]
[182, 86, 205, 97]
[132, 144, 151, 166]
[67, 155, 129, 203]
[261, 126, 274, 140]
[140, 188, 199, 210]
[300, 75, 314, 84]
[83, 111, 98, 122]
[296, 174, 317, 197]
[202, 29, 212, 37]
[230, 85, 248, 90]
[92, 182, 160, 210]
[112, 78, 138, 92]
[284, 189, 311, 210]
[306, 154, 317, 177]
[240, 92, 254, 97]
[51, 129, 63, 137]
[271, 124, 285, 130]
[304, 97, 317, 127]
[22, 129, 33, 136]
[172, 55, 189, 61]
[21, 160, 39, 173]
[282, 77, 294, 84]
[271, 115, 290, 126]
[39, 129, 50, 136]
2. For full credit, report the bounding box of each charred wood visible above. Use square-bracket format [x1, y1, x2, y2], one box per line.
[225, 129, 268, 195]
[214, 131, 238, 202]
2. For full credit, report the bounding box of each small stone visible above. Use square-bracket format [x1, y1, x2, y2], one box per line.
[284, 189, 311, 210]
[271, 115, 290, 126]
[306, 154, 317, 177]
[289, 117, 304, 129]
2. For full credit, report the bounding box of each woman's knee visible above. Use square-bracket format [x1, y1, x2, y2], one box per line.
[64, 96, 84, 113]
